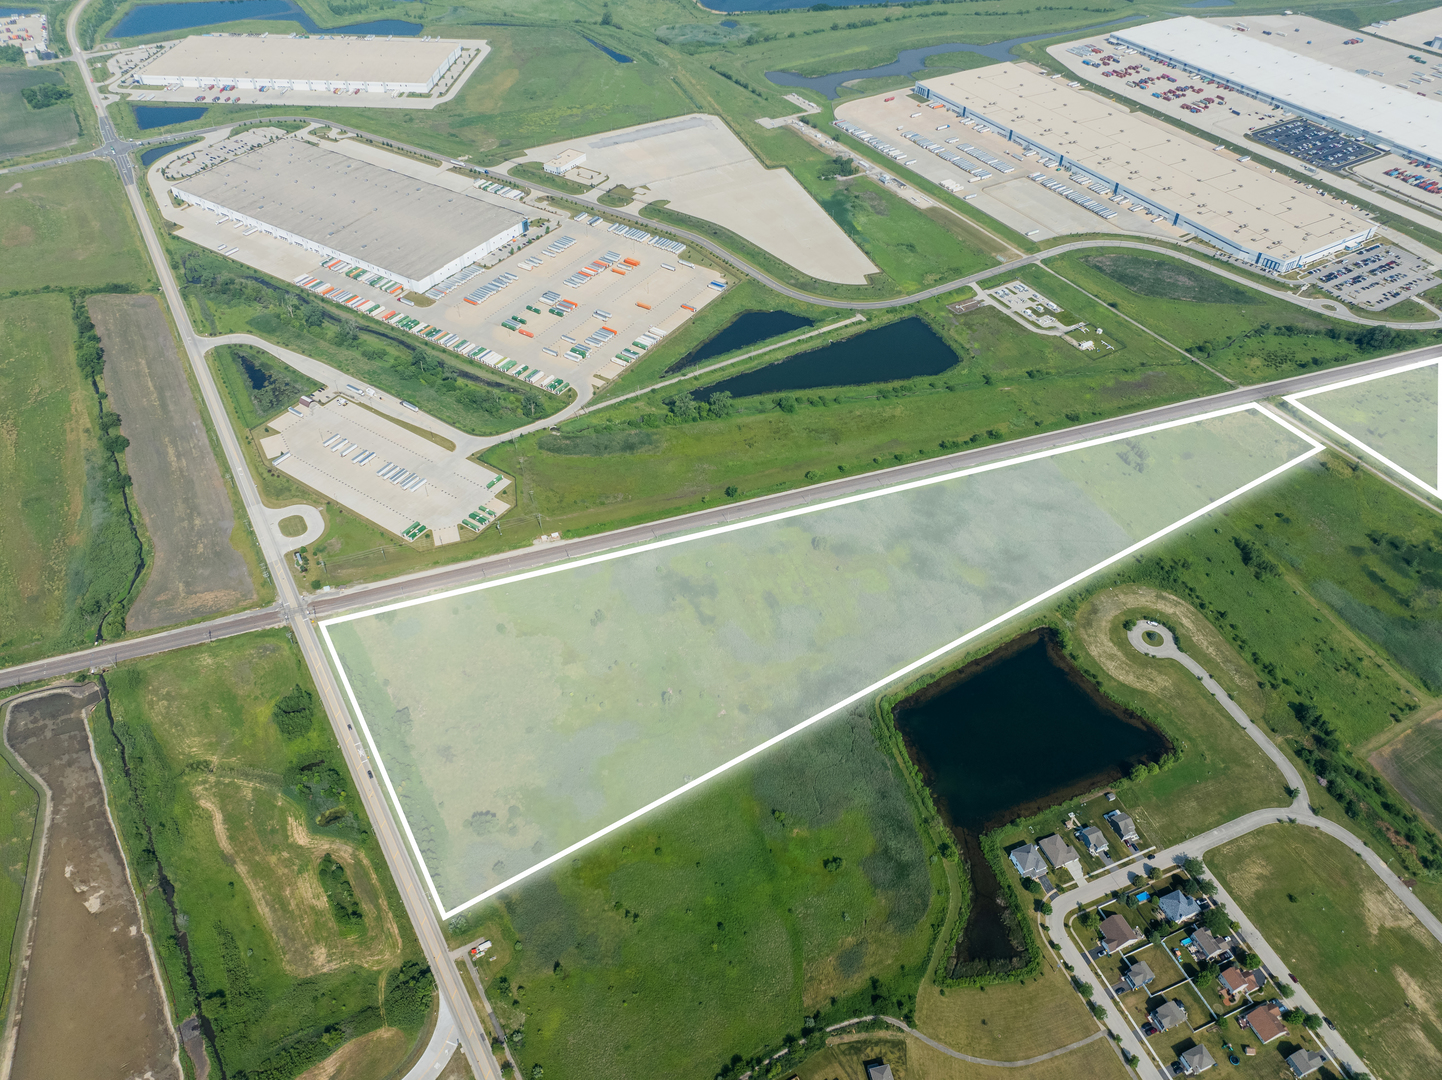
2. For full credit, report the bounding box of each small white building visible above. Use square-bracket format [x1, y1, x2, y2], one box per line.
[544, 148, 587, 176]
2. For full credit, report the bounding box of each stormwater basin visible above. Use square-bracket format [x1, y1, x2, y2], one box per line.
[663, 310, 815, 375]
[108, 0, 420, 39]
[133, 104, 207, 129]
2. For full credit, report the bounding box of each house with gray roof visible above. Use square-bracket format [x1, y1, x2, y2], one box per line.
[1150, 999, 1188, 1032]
[1100, 912, 1141, 955]
[1286, 1048, 1328, 1077]
[1158, 889, 1202, 924]
[1179, 1044, 1216, 1075]
[1079, 824, 1109, 857]
[1009, 843, 1046, 879]
[865, 1062, 895, 1080]
[1105, 809, 1138, 842]
[1190, 926, 1230, 961]
[1124, 960, 1155, 990]
[1038, 833, 1080, 872]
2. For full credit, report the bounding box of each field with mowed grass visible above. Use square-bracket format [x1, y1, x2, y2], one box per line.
[1374, 716, 1442, 836]
[0, 67, 80, 162]
[1210, 824, 1442, 1080]
[456, 705, 949, 1080]
[1046, 249, 1442, 383]
[97, 632, 433, 1080]
[482, 299, 1224, 537]
[0, 161, 151, 291]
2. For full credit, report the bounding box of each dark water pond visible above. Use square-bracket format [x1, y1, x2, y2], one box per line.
[893, 629, 1168, 973]
[582, 36, 632, 63]
[664, 310, 815, 375]
[109, 0, 420, 39]
[694, 317, 956, 398]
[138, 137, 199, 168]
[763, 16, 1144, 98]
[133, 104, 208, 129]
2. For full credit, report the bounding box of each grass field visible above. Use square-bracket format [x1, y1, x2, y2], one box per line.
[913, 960, 1096, 1063]
[0, 295, 95, 668]
[1210, 823, 1442, 1080]
[1046, 249, 1442, 383]
[98, 631, 432, 1080]
[482, 299, 1224, 538]
[0, 746, 39, 1026]
[794, 1027, 1127, 1080]
[458, 704, 948, 1080]
[1373, 714, 1442, 835]
[0, 67, 79, 162]
[0, 161, 152, 292]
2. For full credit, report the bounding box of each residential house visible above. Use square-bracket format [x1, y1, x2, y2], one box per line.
[1218, 966, 1264, 1002]
[1190, 926, 1230, 962]
[1286, 1049, 1328, 1078]
[1150, 999, 1188, 1032]
[1039, 833, 1081, 874]
[1106, 809, 1138, 843]
[1179, 1044, 1216, 1075]
[1009, 844, 1046, 879]
[1100, 912, 1142, 955]
[1158, 889, 1202, 924]
[1080, 824, 1109, 858]
[866, 1061, 895, 1080]
[1124, 960, 1156, 991]
[1243, 1003, 1287, 1044]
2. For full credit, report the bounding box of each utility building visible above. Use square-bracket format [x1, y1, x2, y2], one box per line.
[147, 33, 462, 95]
[170, 138, 527, 293]
[915, 64, 1374, 272]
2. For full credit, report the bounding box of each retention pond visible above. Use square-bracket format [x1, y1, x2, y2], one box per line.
[664, 309, 815, 375]
[892, 629, 1168, 976]
[109, 0, 421, 38]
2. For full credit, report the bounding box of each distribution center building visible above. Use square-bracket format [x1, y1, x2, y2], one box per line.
[1112, 17, 1441, 169]
[915, 64, 1374, 272]
[145, 33, 463, 95]
[171, 138, 527, 292]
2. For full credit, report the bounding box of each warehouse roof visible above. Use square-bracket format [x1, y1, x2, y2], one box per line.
[174, 138, 525, 282]
[1114, 17, 1441, 163]
[150, 33, 459, 85]
[918, 64, 1372, 265]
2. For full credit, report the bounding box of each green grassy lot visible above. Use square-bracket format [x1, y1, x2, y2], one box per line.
[0, 160, 152, 291]
[1210, 823, 1442, 1080]
[211, 343, 323, 430]
[508, 161, 588, 196]
[0, 67, 79, 162]
[0, 747, 39, 1025]
[459, 705, 949, 1080]
[1045, 249, 1442, 384]
[482, 299, 1224, 538]
[98, 632, 432, 1080]
[1373, 715, 1442, 836]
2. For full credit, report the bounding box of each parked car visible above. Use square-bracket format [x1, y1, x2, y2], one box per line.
[1289, 973, 1299, 983]
[1324, 1016, 1336, 1030]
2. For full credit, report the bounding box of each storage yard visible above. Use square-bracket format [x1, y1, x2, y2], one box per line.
[259, 391, 510, 544]
[2, 12, 50, 60]
[914, 63, 1375, 272]
[170, 135, 528, 293]
[517, 114, 877, 285]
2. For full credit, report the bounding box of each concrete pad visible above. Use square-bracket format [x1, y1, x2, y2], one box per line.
[265, 503, 325, 552]
[520, 114, 877, 284]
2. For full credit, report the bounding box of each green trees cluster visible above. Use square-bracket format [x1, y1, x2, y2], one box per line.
[272, 684, 315, 739]
[21, 83, 72, 109]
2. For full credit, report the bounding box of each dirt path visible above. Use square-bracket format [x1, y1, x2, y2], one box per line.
[2, 686, 181, 1080]
[91, 294, 255, 631]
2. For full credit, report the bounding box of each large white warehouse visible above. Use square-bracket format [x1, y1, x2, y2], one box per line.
[171, 138, 527, 293]
[146, 33, 462, 95]
[916, 64, 1374, 273]
[1112, 17, 1442, 168]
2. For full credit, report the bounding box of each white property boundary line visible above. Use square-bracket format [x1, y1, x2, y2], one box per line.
[319, 403, 1323, 918]
[1284, 356, 1442, 500]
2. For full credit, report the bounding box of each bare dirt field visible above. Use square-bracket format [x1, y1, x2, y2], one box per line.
[91, 294, 254, 630]
[3, 685, 180, 1080]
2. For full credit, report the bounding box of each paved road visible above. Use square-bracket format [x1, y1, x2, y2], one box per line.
[57, 5, 504, 1078]
[398, 996, 459, 1080]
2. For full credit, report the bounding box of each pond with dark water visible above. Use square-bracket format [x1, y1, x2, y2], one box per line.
[762, 16, 1144, 98]
[663, 310, 815, 375]
[133, 104, 208, 129]
[892, 629, 1168, 975]
[582, 36, 632, 63]
[109, 0, 420, 39]
[138, 137, 199, 168]
[694, 317, 957, 399]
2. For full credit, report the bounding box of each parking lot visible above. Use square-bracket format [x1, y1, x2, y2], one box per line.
[1251, 117, 1382, 171]
[259, 394, 509, 544]
[1298, 243, 1438, 310]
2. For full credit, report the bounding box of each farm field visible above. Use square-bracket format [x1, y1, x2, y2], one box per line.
[0, 295, 94, 668]
[458, 704, 948, 1080]
[484, 302, 1224, 538]
[0, 67, 79, 161]
[1373, 714, 1442, 835]
[98, 631, 433, 1080]
[92, 294, 257, 631]
[1045, 249, 1442, 383]
[0, 161, 151, 292]
[1210, 824, 1442, 1080]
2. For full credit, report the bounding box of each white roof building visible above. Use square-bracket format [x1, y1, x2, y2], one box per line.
[1112, 17, 1442, 168]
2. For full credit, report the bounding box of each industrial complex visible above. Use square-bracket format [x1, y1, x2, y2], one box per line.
[143, 33, 465, 95]
[170, 137, 528, 293]
[914, 64, 1376, 272]
[1112, 17, 1442, 169]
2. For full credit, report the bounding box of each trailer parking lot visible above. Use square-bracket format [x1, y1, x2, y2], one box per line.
[1298, 243, 1438, 311]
